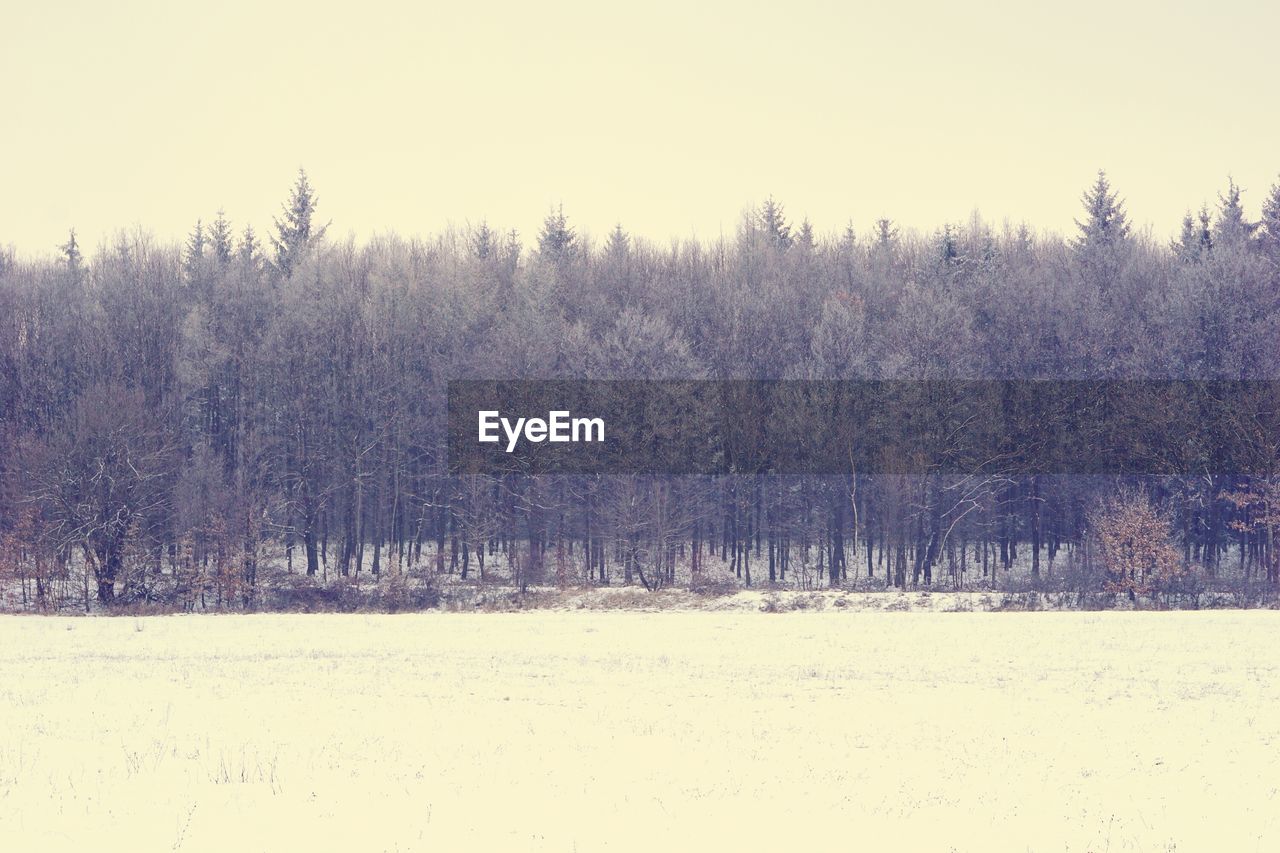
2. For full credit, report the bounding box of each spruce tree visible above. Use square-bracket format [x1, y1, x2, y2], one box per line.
[183, 219, 206, 281]
[471, 220, 496, 260]
[937, 223, 960, 267]
[757, 196, 791, 249]
[1260, 179, 1280, 260]
[1175, 206, 1213, 261]
[210, 209, 233, 267]
[1073, 170, 1130, 251]
[840, 221, 856, 250]
[537, 204, 576, 262]
[272, 168, 328, 276]
[1175, 211, 1198, 261]
[240, 224, 260, 265]
[1212, 177, 1256, 248]
[796, 218, 815, 251]
[59, 228, 83, 279]
[874, 218, 897, 248]
[606, 223, 630, 259]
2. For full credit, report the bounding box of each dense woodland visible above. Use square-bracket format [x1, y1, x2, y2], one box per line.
[2, 170, 1280, 610]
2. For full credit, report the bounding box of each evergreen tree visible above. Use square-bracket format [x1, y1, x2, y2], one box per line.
[184, 219, 206, 281]
[795, 218, 815, 251]
[210, 209, 234, 267]
[272, 169, 328, 276]
[874, 218, 897, 248]
[471, 220, 496, 260]
[937, 223, 960, 267]
[537, 204, 576, 262]
[59, 229, 83, 279]
[1073, 170, 1130, 251]
[972, 219, 999, 266]
[1198, 205, 1213, 254]
[605, 223, 630, 260]
[1175, 211, 1198, 261]
[1212, 177, 1256, 248]
[1013, 222, 1034, 257]
[1175, 206, 1213, 261]
[505, 228, 522, 267]
[240, 224, 260, 265]
[840, 221, 856, 250]
[757, 196, 791, 249]
[1260, 178, 1280, 260]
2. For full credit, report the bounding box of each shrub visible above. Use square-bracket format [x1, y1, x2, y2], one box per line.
[1088, 488, 1186, 598]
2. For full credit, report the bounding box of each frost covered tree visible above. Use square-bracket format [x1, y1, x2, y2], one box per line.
[470, 220, 496, 260]
[59, 228, 83, 279]
[873, 217, 897, 248]
[1212, 178, 1256, 249]
[605, 222, 629, 259]
[1259, 178, 1280, 261]
[1074, 170, 1130, 252]
[1174, 206, 1213, 261]
[21, 384, 175, 604]
[183, 219, 208, 288]
[239, 224, 260, 266]
[272, 168, 328, 276]
[756, 196, 792, 249]
[210, 209, 234, 268]
[1073, 171, 1134, 297]
[795, 218, 815, 251]
[537, 204, 576, 262]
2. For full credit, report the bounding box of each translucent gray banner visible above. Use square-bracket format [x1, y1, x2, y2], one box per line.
[446, 380, 1280, 476]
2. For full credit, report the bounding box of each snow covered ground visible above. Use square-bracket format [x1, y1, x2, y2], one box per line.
[1, 612, 1277, 852]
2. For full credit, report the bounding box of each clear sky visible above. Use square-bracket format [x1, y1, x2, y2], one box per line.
[3, 0, 1279, 256]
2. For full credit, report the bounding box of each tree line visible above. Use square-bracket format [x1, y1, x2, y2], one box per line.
[1, 169, 1279, 609]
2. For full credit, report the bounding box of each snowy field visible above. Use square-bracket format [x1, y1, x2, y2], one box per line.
[1, 613, 1277, 852]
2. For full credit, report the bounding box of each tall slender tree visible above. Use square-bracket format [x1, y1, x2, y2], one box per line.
[272, 168, 329, 276]
[1073, 170, 1130, 251]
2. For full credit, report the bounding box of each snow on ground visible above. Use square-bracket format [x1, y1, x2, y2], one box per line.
[1, 612, 1277, 852]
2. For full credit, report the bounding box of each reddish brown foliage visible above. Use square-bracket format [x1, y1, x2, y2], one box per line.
[1089, 489, 1185, 596]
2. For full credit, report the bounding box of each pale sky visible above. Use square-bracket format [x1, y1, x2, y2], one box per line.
[3, 0, 1279, 257]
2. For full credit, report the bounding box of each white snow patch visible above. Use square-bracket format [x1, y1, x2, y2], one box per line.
[0, 611, 1276, 851]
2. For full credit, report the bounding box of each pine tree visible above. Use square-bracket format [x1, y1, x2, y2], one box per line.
[1175, 211, 1198, 261]
[210, 209, 234, 267]
[272, 168, 328, 276]
[1260, 178, 1280, 260]
[537, 204, 576, 262]
[603, 223, 633, 306]
[59, 228, 83, 279]
[840, 221, 856, 250]
[184, 219, 206, 281]
[1212, 177, 1256, 248]
[874, 218, 897, 248]
[973, 219, 999, 266]
[937, 223, 960, 267]
[471, 220, 496, 260]
[240, 224, 260, 266]
[1014, 222, 1034, 257]
[1174, 206, 1213, 261]
[1073, 170, 1130, 251]
[606, 223, 630, 259]
[757, 196, 791, 249]
[504, 228, 522, 269]
[795, 218, 815, 251]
